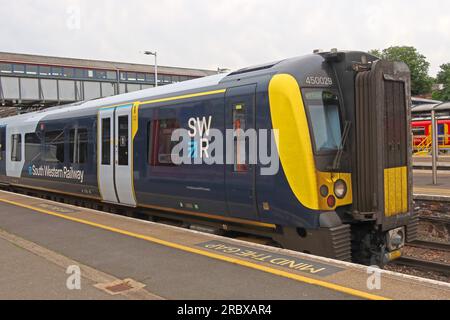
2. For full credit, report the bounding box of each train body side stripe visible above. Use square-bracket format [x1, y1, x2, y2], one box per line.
[268, 74, 319, 210]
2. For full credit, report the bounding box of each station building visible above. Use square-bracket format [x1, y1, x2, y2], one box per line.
[0, 52, 217, 117]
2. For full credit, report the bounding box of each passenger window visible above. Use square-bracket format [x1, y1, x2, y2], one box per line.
[148, 119, 179, 166]
[118, 116, 129, 166]
[43, 130, 65, 163]
[70, 128, 88, 164]
[233, 104, 248, 172]
[25, 133, 41, 162]
[412, 127, 425, 136]
[11, 134, 22, 162]
[101, 118, 111, 165]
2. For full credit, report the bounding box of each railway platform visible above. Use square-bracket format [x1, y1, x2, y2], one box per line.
[0, 190, 449, 300]
[413, 156, 450, 171]
[414, 170, 450, 199]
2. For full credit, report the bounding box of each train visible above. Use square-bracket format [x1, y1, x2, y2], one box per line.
[412, 118, 450, 153]
[0, 50, 415, 266]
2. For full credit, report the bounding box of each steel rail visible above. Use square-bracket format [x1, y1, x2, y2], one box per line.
[393, 256, 450, 276]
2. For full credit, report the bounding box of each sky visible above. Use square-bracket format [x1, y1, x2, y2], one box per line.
[1, 0, 449, 76]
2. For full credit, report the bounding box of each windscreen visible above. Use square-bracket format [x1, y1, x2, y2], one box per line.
[303, 89, 342, 153]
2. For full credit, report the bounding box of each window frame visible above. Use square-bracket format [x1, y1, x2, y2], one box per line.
[148, 118, 180, 167]
[302, 88, 344, 156]
[69, 128, 88, 164]
[233, 104, 249, 173]
[118, 115, 129, 166]
[101, 118, 111, 165]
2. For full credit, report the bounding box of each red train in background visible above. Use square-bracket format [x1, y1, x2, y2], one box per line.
[412, 118, 450, 154]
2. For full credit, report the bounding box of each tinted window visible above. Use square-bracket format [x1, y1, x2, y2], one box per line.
[43, 130, 65, 163]
[25, 133, 41, 162]
[106, 71, 117, 80]
[303, 89, 342, 153]
[26, 65, 38, 75]
[233, 104, 248, 172]
[74, 68, 86, 78]
[118, 116, 129, 166]
[11, 134, 22, 162]
[148, 119, 179, 166]
[51, 67, 63, 77]
[137, 73, 145, 81]
[0, 63, 12, 73]
[101, 118, 111, 165]
[412, 127, 426, 136]
[39, 66, 51, 76]
[95, 70, 107, 79]
[63, 68, 74, 78]
[13, 64, 25, 74]
[69, 128, 88, 164]
[127, 73, 137, 81]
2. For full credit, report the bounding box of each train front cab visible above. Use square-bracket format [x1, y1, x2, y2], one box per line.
[330, 52, 414, 265]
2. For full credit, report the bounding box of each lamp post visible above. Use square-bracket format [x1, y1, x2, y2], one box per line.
[144, 51, 158, 87]
[431, 109, 438, 185]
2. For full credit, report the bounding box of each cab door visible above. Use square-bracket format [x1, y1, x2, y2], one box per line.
[98, 104, 137, 207]
[225, 85, 258, 221]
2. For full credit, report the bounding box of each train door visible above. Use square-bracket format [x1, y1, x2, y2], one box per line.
[97, 104, 137, 207]
[225, 85, 258, 221]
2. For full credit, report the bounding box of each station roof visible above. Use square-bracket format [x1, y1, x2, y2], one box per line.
[411, 103, 440, 113]
[412, 102, 450, 113]
[411, 97, 442, 106]
[434, 102, 450, 111]
[0, 52, 216, 77]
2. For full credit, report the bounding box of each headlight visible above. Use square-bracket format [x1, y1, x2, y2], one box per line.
[334, 180, 347, 199]
[320, 185, 329, 197]
[386, 227, 405, 251]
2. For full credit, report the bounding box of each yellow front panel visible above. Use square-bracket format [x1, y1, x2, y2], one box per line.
[384, 167, 408, 217]
[268, 74, 319, 210]
[268, 74, 353, 211]
[316, 172, 353, 210]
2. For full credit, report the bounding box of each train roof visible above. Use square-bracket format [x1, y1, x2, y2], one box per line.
[0, 51, 375, 129]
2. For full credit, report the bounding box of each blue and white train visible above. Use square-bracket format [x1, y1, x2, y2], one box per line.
[0, 51, 415, 265]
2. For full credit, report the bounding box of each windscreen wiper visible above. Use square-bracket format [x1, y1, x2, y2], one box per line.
[332, 121, 351, 171]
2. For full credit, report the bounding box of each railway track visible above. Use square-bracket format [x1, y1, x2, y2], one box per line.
[392, 256, 450, 276]
[419, 216, 450, 230]
[408, 240, 450, 252]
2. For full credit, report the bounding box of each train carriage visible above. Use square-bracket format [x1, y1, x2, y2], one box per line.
[412, 119, 450, 153]
[0, 51, 414, 266]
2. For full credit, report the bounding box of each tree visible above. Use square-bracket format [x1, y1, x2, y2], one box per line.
[367, 49, 382, 58]
[368, 46, 433, 95]
[432, 64, 450, 101]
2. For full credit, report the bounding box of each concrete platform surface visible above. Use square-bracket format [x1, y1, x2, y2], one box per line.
[0, 190, 449, 300]
[414, 170, 450, 199]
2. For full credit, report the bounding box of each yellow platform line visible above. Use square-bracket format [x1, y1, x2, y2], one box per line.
[0, 197, 389, 300]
